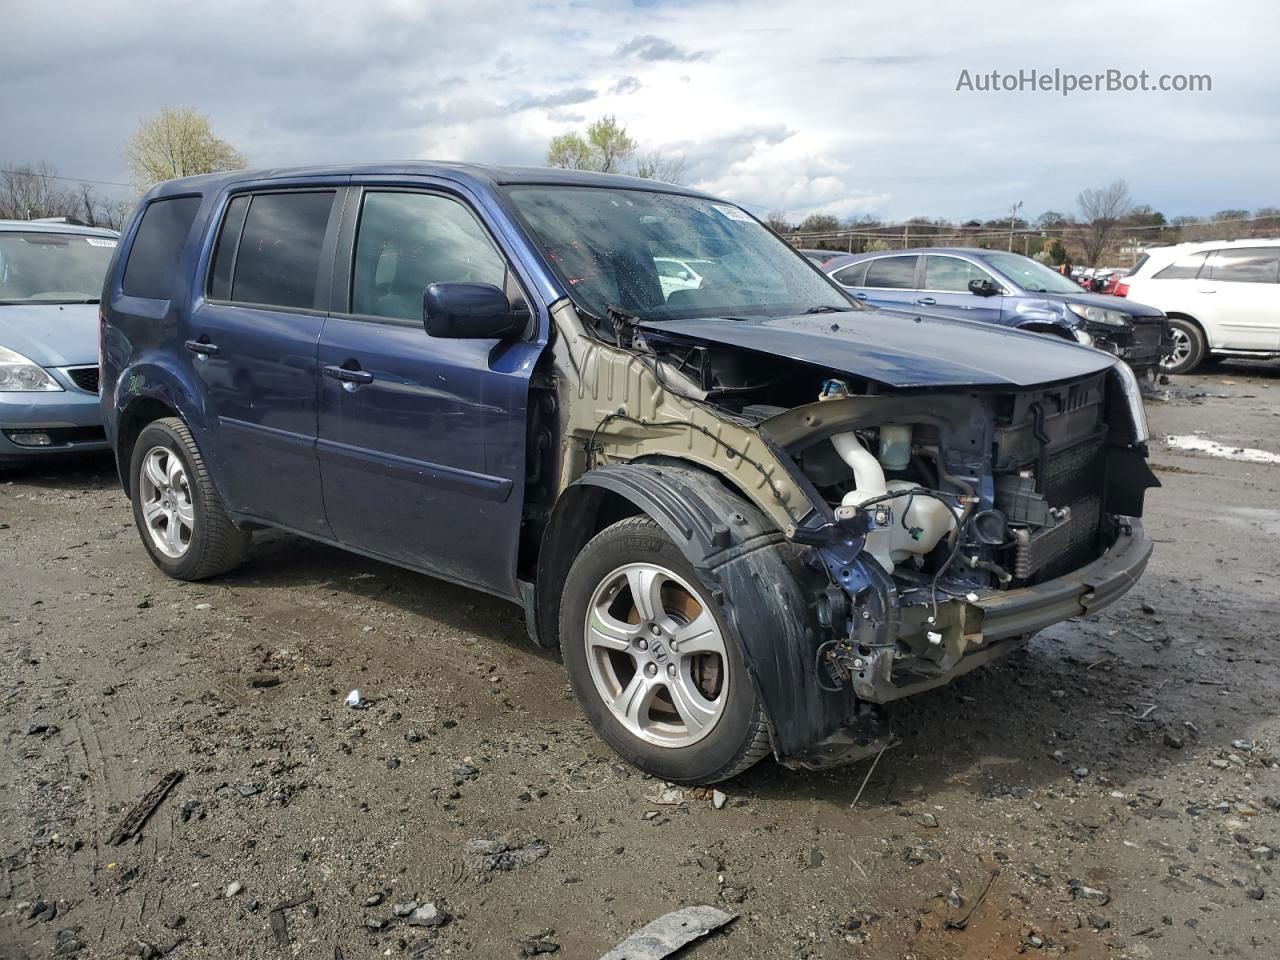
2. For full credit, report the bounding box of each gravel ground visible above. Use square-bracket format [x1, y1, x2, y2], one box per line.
[2, 363, 1279, 960]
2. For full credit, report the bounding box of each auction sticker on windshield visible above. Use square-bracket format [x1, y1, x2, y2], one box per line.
[712, 203, 755, 222]
[85, 238, 117, 247]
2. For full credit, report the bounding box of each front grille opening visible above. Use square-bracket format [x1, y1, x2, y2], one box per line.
[66, 366, 100, 393]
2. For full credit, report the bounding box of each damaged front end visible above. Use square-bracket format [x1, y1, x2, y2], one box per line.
[544, 299, 1157, 772]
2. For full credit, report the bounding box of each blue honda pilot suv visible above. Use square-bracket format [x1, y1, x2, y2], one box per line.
[101, 164, 1157, 783]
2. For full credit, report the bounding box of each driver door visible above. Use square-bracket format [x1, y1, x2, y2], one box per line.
[315, 186, 544, 597]
[917, 255, 1005, 325]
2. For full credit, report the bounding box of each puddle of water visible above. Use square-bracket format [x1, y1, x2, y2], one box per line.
[1165, 434, 1280, 465]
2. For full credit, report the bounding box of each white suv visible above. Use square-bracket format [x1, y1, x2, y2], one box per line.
[1117, 239, 1280, 373]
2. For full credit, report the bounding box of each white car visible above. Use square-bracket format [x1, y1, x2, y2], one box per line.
[654, 257, 708, 298]
[1117, 239, 1280, 373]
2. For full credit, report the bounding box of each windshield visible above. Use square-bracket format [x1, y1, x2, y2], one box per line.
[505, 186, 852, 321]
[0, 232, 115, 304]
[981, 252, 1083, 294]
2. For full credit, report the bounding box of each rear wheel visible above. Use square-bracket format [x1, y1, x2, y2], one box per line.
[129, 418, 250, 580]
[560, 517, 770, 784]
[1161, 318, 1206, 374]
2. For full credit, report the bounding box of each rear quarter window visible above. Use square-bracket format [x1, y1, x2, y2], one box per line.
[122, 196, 202, 299]
[1152, 252, 1207, 280]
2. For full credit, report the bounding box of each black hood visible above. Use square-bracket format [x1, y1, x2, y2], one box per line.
[639, 308, 1116, 389]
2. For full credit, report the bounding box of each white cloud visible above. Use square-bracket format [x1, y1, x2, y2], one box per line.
[2, 0, 1275, 220]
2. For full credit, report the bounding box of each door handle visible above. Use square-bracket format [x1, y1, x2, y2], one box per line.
[915, 297, 936, 306]
[853, 292, 868, 299]
[323, 364, 374, 384]
[184, 339, 219, 356]
[1196, 289, 1217, 294]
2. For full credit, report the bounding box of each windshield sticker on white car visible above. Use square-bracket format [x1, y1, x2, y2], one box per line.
[85, 238, 117, 247]
[712, 204, 756, 223]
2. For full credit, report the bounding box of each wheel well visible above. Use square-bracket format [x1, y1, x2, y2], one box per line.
[531, 459, 765, 649]
[116, 398, 178, 495]
[1164, 311, 1206, 340]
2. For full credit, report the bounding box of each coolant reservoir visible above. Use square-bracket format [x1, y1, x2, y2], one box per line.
[885, 480, 954, 564]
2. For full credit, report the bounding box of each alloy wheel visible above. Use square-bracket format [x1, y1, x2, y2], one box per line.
[138, 446, 195, 558]
[584, 562, 728, 748]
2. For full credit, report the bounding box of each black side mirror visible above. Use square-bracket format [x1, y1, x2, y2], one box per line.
[968, 277, 999, 297]
[424, 282, 523, 339]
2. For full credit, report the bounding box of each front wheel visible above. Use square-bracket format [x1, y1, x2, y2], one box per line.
[560, 516, 771, 784]
[1161, 318, 1206, 375]
[129, 417, 250, 580]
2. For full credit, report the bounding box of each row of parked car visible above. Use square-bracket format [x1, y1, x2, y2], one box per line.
[798, 239, 1280, 376]
[4, 215, 1278, 470]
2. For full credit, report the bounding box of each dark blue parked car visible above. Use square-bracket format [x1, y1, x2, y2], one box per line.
[101, 164, 1156, 784]
[823, 247, 1171, 378]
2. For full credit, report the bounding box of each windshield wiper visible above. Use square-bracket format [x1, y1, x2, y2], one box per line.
[802, 305, 853, 314]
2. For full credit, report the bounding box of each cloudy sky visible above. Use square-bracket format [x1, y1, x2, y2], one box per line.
[4, 0, 1277, 223]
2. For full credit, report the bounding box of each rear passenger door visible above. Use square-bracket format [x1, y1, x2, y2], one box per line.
[315, 186, 543, 597]
[191, 185, 345, 536]
[918, 255, 1005, 325]
[845, 255, 920, 311]
[1197, 247, 1280, 350]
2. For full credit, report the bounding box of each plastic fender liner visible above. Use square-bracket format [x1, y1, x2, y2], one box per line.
[537, 461, 863, 762]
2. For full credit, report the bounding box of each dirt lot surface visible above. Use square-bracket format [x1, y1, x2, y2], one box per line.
[3, 363, 1279, 960]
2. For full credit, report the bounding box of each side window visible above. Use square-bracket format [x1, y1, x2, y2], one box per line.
[208, 195, 250, 300]
[351, 191, 506, 322]
[122, 195, 202, 299]
[1205, 248, 1280, 284]
[833, 262, 868, 286]
[863, 255, 918, 289]
[923, 256, 992, 292]
[229, 191, 335, 309]
[1152, 252, 1207, 280]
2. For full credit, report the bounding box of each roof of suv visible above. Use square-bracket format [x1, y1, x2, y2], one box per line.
[146, 162, 716, 201]
[0, 219, 119, 238]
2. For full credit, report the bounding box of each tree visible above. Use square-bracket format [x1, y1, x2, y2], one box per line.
[545, 132, 595, 170]
[1212, 208, 1250, 222]
[0, 162, 126, 226]
[126, 107, 245, 189]
[545, 115, 691, 182]
[545, 115, 636, 174]
[1075, 179, 1133, 266]
[798, 213, 840, 234]
[765, 211, 792, 233]
[632, 150, 687, 184]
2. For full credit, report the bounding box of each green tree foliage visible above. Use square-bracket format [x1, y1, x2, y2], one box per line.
[126, 107, 245, 189]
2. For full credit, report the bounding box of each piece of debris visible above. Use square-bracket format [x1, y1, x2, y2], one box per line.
[362, 892, 384, 907]
[343, 689, 366, 709]
[108, 770, 184, 845]
[393, 899, 418, 917]
[917, 812, 939, 828]
[451, 761, 480, 780]
[644, 786, 686, 806]
[225, 881, 243, 898]
[1246, 886, 1266, 901]
[267, 891, 315, 948]
[945, 869, 999, 930]
[1163, 732, 1184, 749]
[712, 790, 727, 810]
[1068, 880, 1111, 905]
[519, 930, 561, 955]
[464, 835, 550, 874]
[248, 674, 280, 688]
[598, 906, 736, 960]
[406, 901, 450, 927]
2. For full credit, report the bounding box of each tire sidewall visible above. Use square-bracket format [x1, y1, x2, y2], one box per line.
[130, 421, 211, 579]
[1164, 318, 1205, 375]
[560, 520, 762, 784]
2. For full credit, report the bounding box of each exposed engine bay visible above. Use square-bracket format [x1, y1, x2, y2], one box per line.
[534, 300, 1158, 768]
